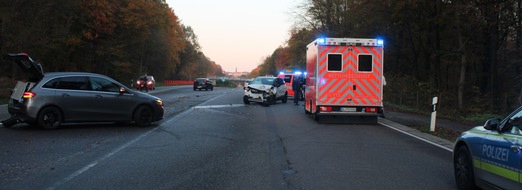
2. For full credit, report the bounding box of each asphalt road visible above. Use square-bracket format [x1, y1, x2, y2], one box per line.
[0, 86, 457, 190]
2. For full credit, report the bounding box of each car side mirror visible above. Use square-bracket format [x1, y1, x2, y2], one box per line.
[484, 119, 500, 130]
[119, 87, 127, 95]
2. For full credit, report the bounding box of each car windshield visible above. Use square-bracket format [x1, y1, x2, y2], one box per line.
[251, 77, 274, 85]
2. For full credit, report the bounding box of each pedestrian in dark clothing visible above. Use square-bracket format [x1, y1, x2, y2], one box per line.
[140, 74, 149, 92]
[292, 75, 301, 105]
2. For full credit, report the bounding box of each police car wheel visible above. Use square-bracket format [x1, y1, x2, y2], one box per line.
[454, 146, 476, 190]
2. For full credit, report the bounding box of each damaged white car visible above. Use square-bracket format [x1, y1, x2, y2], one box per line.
[243, 76, 288, 106]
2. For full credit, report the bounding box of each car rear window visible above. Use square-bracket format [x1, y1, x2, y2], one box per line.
[56, 76, 89, 90]
[43, 76, 89, 90]
[42, 78, 60, 89]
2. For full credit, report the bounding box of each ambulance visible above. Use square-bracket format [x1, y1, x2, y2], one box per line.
[304, 37, 384, 122]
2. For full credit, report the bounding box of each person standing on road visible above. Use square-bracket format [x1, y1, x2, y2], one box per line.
[140, 74, 149, 92]
[293, 75, 302, 105]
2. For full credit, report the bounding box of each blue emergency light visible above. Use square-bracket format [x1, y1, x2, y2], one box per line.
[294, 71, 302, 75]
[377, 39, 384, 46]
[317, 38, 326, 45]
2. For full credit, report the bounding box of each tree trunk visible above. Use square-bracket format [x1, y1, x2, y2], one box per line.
[456, 4, 466, 111]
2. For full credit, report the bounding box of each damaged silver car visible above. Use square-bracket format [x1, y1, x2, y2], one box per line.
[243, 76, 288, 106]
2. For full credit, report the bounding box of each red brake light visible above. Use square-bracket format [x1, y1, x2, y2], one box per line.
[319, 106, 332, 112]
[23, 92, 35, 99]
[365, 107, 378, 113]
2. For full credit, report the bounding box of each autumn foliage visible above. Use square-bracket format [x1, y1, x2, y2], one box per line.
[0, 0, 222, 88]
[255, 0, 522, 116]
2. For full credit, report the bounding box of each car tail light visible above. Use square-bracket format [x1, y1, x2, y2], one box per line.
[23, 92, 35, 99]
[365, 107, 378, 113]
[319, 106, 332, 112]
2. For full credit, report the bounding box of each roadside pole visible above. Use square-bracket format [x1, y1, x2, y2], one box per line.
[430, 97, 438, 132]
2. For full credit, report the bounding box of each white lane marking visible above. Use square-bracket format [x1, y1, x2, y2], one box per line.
[379, 121, 453, 152]
[47, 92, 225, 189]
[193, 104, 245, 109]
[46, 127, 159, 190]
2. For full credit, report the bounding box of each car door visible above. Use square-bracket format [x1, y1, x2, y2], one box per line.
[51, 76, 94, 121]
[274, 78, 286, 98]
[88, 76, 137, 121]
[480, 109, 522, 190]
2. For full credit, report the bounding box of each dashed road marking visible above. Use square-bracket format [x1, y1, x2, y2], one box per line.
[193, 104, 245, 109]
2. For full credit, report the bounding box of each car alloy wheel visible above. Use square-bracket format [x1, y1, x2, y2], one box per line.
[134, 105, 153, 127]
[37, 106, 62, 129]
[243, 96, 250, 104]
[282, 92, 288, 103]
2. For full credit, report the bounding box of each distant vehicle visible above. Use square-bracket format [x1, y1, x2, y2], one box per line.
[243, 76, 287, 106]
[277, 72, 304, 101]
[1, 53, 164, 129]
[193, 78, 214, 91]
[136, 75, 155, 91]
[453, 106, 522, 190]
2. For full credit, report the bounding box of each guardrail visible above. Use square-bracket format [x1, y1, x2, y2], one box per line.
[164, 80, 193, 86]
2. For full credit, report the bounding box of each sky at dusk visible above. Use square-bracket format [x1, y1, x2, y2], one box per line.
[167, 0, 302, 73]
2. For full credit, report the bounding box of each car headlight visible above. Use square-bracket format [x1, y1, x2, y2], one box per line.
[155, 99, 163, 106]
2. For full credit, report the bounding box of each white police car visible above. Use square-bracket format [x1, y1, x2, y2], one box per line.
[243, 76, 287, 106]
[453, 106, 522, 190]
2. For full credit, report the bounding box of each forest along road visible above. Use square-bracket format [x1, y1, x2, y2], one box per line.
[0, 86, 457, 189]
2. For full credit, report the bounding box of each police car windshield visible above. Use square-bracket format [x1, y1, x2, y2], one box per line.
[251, 77, 274, 85]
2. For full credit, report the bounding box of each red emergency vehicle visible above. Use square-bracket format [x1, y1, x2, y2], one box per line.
[277, 70, 304, 100]
[304, 37, 384, 122]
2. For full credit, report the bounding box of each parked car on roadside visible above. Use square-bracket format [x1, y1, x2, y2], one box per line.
[193, 78, 214, 91]
[453, 106, 522, 190]
[1, 53, 164, 129]
[243, 76, 287, 106]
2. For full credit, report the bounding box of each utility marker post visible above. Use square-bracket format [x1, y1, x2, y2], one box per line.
[430, 97, 438, 132]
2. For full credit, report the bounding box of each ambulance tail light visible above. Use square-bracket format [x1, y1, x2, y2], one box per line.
[365, 107, 378, 113]
[319, 106, 332, 112]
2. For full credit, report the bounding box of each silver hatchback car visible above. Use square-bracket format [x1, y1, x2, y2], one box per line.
[1, 53, 164, 129]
